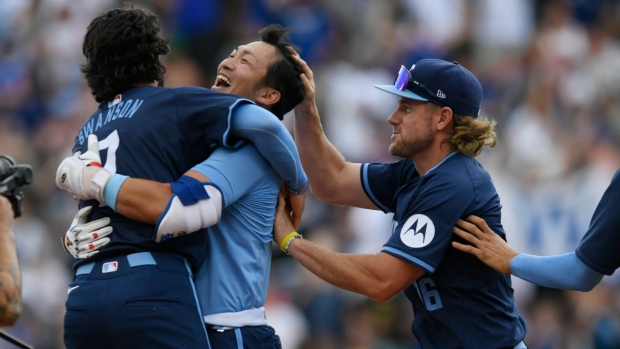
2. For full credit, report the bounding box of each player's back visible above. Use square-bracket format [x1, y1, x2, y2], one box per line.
[192, 145, 280, 317]
[71, 85, 250, 271]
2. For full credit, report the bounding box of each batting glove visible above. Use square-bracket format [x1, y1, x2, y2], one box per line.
[56, 134, 111, 202]
[63, 206, 113, 259]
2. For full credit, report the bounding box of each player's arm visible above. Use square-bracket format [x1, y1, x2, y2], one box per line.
[112, 171, 208, 224]
[274, 193, 423, 302]
[0, 196, 21, 326]
[56, 135, 220, 241]
[114, 145, 273, 242]
[453, 215, 603, 291]
[57, 140, 267, 242]
[290, 53, 376, 209]
[228, 103, 307, 226]
[229, 103, 308, 194]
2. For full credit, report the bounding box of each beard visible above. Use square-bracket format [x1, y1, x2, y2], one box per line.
[389, 121, 434, 158]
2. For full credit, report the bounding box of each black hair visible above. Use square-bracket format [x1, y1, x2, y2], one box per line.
[257, 24, 305, 119]
[80, 4, 170, 103]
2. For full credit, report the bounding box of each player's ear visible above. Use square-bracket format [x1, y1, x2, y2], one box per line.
[255, 87, 280, 108]
[436, 106, 453, 131]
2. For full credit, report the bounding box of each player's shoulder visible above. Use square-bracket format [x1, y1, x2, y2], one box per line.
[169, 85, 216, 98]
[374, 158, 415, 173]
[169, 85, 209, 93]
[430, 153, 485, 189]
[170, 86, 253, 106]
[169, 86, 236, 99]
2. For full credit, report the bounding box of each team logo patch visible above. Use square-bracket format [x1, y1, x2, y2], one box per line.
[400, 214, 435, 248]
[102, 261, 118, 273]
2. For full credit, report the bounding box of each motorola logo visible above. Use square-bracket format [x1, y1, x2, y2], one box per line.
[400, 214, 435, 248]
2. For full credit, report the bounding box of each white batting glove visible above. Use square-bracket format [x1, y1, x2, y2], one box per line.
[63, 206, 113, 259]
[56, 134, 111, 202]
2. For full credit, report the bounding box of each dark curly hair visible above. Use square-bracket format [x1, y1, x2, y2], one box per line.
[81, 5, 170, 103]
[257, 25, 305, 119]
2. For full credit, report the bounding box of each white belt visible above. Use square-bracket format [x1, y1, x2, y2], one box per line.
[203, 307, 268, 327]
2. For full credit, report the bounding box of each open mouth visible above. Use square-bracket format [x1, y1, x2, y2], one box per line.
[214, 74, 231, 88]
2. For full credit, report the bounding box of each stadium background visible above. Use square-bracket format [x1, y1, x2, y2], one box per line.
[1, 0, 620, 347]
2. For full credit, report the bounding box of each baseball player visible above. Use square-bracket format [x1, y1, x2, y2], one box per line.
[58, 7, 307, 349]
[272, 56, 528, 348]
[452, 168, 620, 291]
[58, 19, 307, 349]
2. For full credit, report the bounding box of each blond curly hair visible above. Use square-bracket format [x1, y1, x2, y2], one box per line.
[448, 114, 497, 157]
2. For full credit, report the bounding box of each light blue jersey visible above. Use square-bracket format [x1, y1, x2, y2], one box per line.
[191, 144, 279, 326]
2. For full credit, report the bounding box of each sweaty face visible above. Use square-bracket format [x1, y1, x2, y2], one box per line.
[212, 41, 277, 101]
[388, 99, 435, 158]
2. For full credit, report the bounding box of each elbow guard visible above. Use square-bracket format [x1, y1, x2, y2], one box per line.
[154, 176, 223, 242]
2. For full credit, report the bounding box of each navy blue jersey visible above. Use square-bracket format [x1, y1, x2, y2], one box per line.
[362, 152, 526, 348]
[576, 169, 620, 275]
[71, 85, 252, 272]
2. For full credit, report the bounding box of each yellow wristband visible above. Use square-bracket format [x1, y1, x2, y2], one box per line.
[280, 231, 300, 253]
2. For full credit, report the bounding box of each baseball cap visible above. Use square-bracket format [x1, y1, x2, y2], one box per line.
[375, 59, 482, 118]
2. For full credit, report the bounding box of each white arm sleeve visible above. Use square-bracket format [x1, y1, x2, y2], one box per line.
[154, 184, 223, 242]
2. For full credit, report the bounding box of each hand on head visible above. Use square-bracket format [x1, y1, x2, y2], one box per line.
[289, 53, 316, 113]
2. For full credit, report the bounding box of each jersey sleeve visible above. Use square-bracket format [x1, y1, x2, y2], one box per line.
[382, 172, 474, 274]
[575, 169, 620, 275]
[190, 144, 270, 208]
[361, 160, 417, 213]
[228, 103, 308, 191]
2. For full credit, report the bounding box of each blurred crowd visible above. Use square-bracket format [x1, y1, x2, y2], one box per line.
[1, 0, 620, 348]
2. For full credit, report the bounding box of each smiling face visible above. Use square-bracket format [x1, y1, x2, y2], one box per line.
[212, 41, 280, 107]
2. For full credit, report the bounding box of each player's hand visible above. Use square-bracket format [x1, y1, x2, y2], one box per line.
[56, 134, 111, 202]
[285, 187, 306, 229]
[63, 206, 113, 259]
[273, 190, 296, 248]
[289, 53, 317, 115]
[451, 215, 519, 275]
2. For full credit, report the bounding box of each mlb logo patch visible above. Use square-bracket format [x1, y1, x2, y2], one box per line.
[102, 261, 118, 273]
[108, 94, 122, 108]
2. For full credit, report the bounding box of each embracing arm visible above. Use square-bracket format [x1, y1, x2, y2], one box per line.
[228, 103, 307, 226]
[112, 173, 204, 225]
[230, 103, 308, 192]
[0, 197, 21, 326]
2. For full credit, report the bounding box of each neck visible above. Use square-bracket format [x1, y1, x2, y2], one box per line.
[411, 141, 456, 176]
